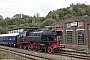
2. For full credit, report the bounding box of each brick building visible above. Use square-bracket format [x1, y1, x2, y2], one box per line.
[42, 16, 90, 50]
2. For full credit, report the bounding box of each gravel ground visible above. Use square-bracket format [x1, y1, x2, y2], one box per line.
[0, 46, 86, 60]
[0, 50, 33, 60]
[28, 51, 84, 60]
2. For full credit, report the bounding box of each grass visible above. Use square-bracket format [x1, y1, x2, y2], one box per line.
[0, 50, 27, 60]
[0, 50, 14, 60]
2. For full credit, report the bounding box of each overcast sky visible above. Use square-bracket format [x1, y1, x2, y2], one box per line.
[0, 0, 90, 18]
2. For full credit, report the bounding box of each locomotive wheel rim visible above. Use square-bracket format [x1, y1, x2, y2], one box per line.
[23, 45, 26, 49]
[36, 45, 39, 50]
[19, 45, 22, 48]
[27, 44, 31, 50]
[33, 45, 37, 51]
[48, 47, 52, 53]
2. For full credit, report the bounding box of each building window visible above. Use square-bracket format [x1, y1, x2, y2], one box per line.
[78, 22, 82, 26]
[56, 31, 62, 41]
[67, 31, 72, 43]
[67, 23, 71, 28]
[77, 30, 84, 44]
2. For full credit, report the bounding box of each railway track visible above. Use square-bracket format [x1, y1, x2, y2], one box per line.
[0, 46, 54, 60]
[0, 45, 90, 60]
[53, 51, 90, 60]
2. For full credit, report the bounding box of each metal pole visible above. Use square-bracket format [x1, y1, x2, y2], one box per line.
[44, 47, 46, 54]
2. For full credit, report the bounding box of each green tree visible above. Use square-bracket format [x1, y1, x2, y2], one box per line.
[0, 15, 3, 20]
[5, 17, 11, 20]
[39, 18, 56, 28]
[12, 14, 22, 19]
[0, 26, 8, 34]
[86, 6, 90, 16]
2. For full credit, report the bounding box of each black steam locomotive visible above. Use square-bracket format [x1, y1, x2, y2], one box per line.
[0, 27, 65, 53]
[17, 30, 64, 53]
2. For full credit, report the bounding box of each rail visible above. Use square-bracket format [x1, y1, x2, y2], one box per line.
[0, 46, 54, 60]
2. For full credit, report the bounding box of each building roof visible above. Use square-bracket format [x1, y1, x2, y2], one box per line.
[0, 33, 19, 37]
[8, 27, 38, 31]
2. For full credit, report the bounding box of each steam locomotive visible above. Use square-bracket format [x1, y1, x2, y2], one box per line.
[0, 30, 65, 53]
